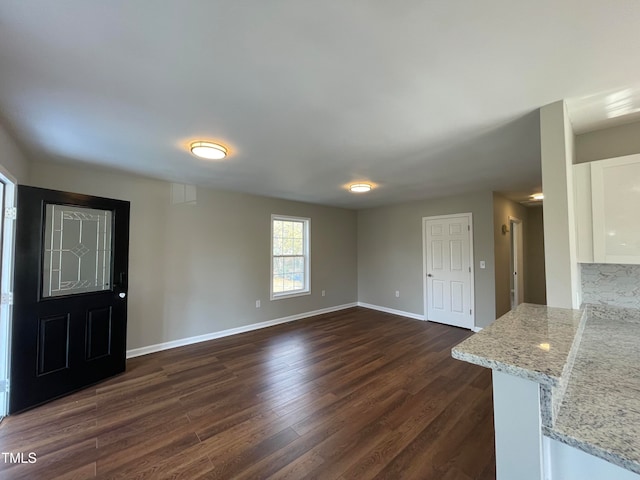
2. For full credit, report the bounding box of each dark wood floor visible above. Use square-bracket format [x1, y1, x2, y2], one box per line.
[0, 307, 495, 480]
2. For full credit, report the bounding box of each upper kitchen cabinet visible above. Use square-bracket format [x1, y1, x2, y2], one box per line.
[574, 162, 594, 263]
[574, 154, 640, 264]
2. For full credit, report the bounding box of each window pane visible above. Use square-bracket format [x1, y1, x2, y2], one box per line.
[283, 240, 291, 256]
[273, 237, 282, 256]
[293, 239, 303, 255]
[284, 273, 294, 290]
[293, 222, 303, 239]
[273, 220, 283, 238]
[282, 221, 293, 239]
[273, 273, 285, 292]
[43, 204, 112, 298]
[284, 257, 295, 274]
[273, 257, 282, 275]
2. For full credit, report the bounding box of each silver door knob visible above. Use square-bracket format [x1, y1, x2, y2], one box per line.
[119, 292, 126, 298]
[427, 274, 433, 277]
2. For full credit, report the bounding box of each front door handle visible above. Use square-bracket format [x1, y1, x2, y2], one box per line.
[118, 292, 126, 299]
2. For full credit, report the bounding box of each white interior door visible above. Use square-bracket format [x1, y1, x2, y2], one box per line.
[424, 214, 474, 329]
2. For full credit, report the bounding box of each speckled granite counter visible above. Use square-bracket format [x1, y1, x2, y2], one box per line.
[452, 303, 640, 475]
[544, 305, 640, 474]
[451, 303, 584, 386]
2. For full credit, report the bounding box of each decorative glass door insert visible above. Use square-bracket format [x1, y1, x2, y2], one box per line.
[42, 204, 112, 298]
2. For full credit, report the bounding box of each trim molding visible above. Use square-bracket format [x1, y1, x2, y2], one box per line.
[357, 302, 425, 321]
[126, 302, 357, 359]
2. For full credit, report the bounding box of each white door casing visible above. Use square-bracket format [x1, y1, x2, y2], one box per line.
[0, 166, 16, 418]
[510, 216, 524, 308]
[423, 213, 474, 329]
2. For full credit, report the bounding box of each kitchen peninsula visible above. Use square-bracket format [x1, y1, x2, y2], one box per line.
[453, 303, 640, 480]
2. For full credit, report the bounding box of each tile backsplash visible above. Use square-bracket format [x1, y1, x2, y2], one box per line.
[581, 264, 640, 309]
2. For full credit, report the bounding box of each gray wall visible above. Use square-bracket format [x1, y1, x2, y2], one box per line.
[29, 161, 358, 350]
[492, 193, 529, 318]
[357, 191, 496, 328]
[524, 206, 547, 305]
[575, 120, 640, 164]
[0, 122, 29, 183]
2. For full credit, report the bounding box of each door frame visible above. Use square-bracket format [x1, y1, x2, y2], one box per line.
[422, 212, 475, 329]
[0, 165, 16, 418]
[509, 216, 524, 308]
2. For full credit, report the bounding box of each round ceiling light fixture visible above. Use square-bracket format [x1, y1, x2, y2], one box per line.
[189, 141, 227, 160]
[530, 193, 544, 201]
[350, 183, 372, 193]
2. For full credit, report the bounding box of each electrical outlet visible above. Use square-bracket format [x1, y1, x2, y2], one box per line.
[395, 290, 400, 298]
[321, 290, 326, 297]
[256, 300, 261, 308]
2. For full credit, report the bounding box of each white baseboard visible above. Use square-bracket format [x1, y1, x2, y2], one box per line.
[357, 303, 481, 332]
[357, 302, 425, 321]
[126, 302, 358, 359]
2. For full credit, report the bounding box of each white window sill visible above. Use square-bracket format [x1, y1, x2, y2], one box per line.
[270, 290, 311, 301]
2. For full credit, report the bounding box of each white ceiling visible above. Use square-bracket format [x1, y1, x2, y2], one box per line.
[567, 85, 640, 135]
[1, 1, 640, 209]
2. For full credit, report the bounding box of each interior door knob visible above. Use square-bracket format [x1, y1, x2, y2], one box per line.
[119, 292, 126, 299]
[427, 274, 433, 277]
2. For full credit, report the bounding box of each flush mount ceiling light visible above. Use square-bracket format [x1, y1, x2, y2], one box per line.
[350, 183, 372, 193]
[530, 193, 544, 201]
[189, 141, 227, 160]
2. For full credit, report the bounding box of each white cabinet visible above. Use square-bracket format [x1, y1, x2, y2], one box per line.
[574, 163, 594, 263]
[573, 153, 640, 264]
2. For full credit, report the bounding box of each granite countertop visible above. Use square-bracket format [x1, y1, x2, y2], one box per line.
[451, 303, 584, 386]
[452, 302, 640, 475]
[544, 305, 640, 474]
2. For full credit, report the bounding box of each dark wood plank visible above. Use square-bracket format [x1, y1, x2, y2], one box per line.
[0, 307, 494, 479]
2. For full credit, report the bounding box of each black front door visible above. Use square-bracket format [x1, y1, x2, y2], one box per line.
[10, 186, 130, 413]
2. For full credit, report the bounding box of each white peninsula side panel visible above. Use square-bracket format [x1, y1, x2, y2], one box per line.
[546, 437, 640, 480]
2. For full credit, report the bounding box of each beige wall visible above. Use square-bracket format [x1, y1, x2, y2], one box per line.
[575, 120, 640, 164]
[493, 194, 547, 317]
[524, 206, 546, 305]
[357, 191, 496, 328]
[28, 161, 358, 350]
[0, 122, 29, 183]
[492, 193, 529, 318]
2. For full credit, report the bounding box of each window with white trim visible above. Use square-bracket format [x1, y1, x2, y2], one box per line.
[271, 215, 310, 299]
